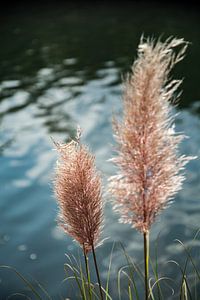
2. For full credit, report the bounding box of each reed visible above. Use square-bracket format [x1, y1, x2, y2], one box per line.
[53, 129, 104, 299]
[109, 36, 195, 300]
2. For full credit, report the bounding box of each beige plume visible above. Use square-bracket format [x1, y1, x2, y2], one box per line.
[109, 37, 195, 234]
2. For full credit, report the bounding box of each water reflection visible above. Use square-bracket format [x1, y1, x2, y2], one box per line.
[0, 66, 200, 299]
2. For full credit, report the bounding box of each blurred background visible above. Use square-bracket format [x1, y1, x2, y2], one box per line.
[0, 1, 200, 299]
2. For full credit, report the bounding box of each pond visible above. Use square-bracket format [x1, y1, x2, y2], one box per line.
[0, 2, 200, 299]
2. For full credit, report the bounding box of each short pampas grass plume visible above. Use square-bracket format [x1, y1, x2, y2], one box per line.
[109, 36, 195, 299]
[53, 131, 103, 254]
[53, 130, 104, 299]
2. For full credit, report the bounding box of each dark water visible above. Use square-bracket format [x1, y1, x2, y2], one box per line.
[0, 2, 200, 299]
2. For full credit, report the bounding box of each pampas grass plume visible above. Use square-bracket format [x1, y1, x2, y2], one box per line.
[109, 36, 195, 234]
[53, 130, 103, 254]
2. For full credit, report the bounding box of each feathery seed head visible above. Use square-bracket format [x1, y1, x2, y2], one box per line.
[109, 37, 195, 234]
[53, 130, 103, 253]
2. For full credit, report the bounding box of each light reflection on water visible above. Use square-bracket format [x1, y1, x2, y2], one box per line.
[0, 2, 200, 299]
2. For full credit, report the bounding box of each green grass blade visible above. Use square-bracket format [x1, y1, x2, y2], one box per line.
[64, 263, 86, 299]
[31, 277, 52, 300]
[149, 277, 174, 300]
[167, 260, 192, 300]
[128, 283, 133, 300]
[79, 256, 88, 300]
[117, 265, 123, 300]
[181, 276, 188, 300]
[0, 265, 43, 300]
[118, 243, 141, 300]
[119, 242, 143, 282]
[98, 285, 113, 300]
[7, 293, 32, 300]
[105, 242, 115, 300]
[152, 234, 163, 300]
[175, 239, 200, 281]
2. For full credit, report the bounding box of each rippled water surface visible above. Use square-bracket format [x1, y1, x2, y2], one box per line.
[0, 2, 200, 299]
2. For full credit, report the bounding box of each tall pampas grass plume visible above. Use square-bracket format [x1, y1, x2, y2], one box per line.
[109, 36, 195, 299]
[109, 36, 194, 233]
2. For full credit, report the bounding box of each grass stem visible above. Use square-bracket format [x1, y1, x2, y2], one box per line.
[83, 244, 92, 300]
[92, 243, 104, 300]
[144, 231, 149, 300]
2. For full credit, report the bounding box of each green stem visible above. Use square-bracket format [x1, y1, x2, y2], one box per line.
[144, 231, 149, 300]
[83, 244, 92, 300]
[91, 243, 104, 300]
